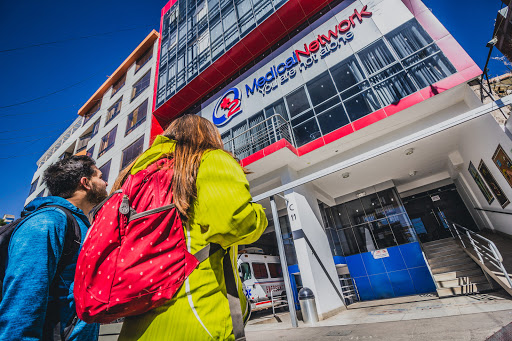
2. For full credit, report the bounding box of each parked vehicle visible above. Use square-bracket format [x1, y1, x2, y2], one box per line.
[238, 248, 286, 312]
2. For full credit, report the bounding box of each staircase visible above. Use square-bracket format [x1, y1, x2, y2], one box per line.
[423, 238, 493, 297]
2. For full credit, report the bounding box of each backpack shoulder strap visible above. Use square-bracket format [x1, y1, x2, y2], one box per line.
[44, 205, 82, 276]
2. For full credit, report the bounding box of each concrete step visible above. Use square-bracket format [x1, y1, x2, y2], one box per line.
[436, 275, 489, 288]
[433, 268, 485, 282]
[437, 282, 493, 297]
[429, 255, 474, 269]
[423, 238, 457, 248]
[424, 241, 459, 253]
[425, 245, 462, 257]
[424, 248, 464, 259]
[431, 261, 480, 274]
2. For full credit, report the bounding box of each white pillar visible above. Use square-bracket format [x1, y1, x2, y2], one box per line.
[282, 169, 345, 320]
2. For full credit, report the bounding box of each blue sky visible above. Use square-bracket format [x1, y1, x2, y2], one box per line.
[0, 0, 508, 218]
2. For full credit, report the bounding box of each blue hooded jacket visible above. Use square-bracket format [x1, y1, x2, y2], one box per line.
[0, 196, 99, 341]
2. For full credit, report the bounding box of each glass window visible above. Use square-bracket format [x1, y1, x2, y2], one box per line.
[286, 87, 311, 118]
[408, 54, 456, 89]
[267, 263, 282, 278]
[198, 30, 210, 68]
[344, 89, 381, 122]
[252, 262, 269, 279]
[353, 224, 377, 253]
[126, 99, 148, 136]
[29, 177, 39, 196]
[76, 132, 92, 152]
[99, 160, 112, 185]
[253, 0, 273, 23]
[168, 57, 177, 95]
[372, 71, 416, 106]
[306, 72, 338, 107]
[121, 135, 145, 170]
[330, 57, 366, 92]
[236, 0, 255, 36]
[196, 1, 208, 23]
[177, 52, 186, 88]
[210, 18, 224, 60]
[344, 199, 365, 226]
[131, 71, 151, 101]
[292, 117, 321, 146]
[187, 43, 198, 80]
[360, 193, 384, 221]
[358, 40, 396, 76]
[337, 227, 361, 256]
[208, 0, 220, 18]
[239, 262, 252, 281]
[387, 20, 433, 59]
[316, 104, 349, 135]
[135, 47, 153, 74]
[86, 145, 95, 158]
[377, 188, 406, 216]
[388, 214, 417, 244]
[106, 98, 122, 124]
[111, 74, 126, 97]
[370, 219, 398, 249]
[83, 99, 101, 125]
[36, 189, 45, 198]
[222, 6, 239, 48]
[98, 126, 117, 157]
[91, 119, 100, 138]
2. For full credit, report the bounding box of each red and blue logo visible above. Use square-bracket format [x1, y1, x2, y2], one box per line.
[212, 87, 243, 127]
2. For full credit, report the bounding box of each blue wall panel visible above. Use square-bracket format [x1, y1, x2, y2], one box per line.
[345, 242, 435, 301]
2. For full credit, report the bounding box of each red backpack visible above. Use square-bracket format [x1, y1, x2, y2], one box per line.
[74, 158, 214, 323]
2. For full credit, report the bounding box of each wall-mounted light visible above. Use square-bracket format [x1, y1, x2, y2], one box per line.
[342, 172, 350, 178]
[405, 148, 414, 156]
[409, 170, 417, 177]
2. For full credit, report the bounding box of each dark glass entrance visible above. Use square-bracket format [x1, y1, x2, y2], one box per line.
[402, 184, 478, 243]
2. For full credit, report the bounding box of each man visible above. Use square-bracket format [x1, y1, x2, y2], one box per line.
[0, 155, 108, 340]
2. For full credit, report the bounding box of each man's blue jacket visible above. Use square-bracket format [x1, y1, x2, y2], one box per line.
[0, 196, 99, 340]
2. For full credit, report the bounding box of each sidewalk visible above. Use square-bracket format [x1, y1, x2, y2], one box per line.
[99, 291, 512, 340]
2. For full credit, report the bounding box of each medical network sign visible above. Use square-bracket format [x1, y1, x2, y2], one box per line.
[245, 5, 372, 98]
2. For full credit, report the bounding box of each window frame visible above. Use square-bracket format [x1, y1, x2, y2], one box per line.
[98, 126, 118, 158]
[135, 48, 153, 74]
[29, 177, 39, 196]
[125, 99, 148, 136]
[111, 73, 126, 98]
[252, 262, 269, 279]
[131, 71, 152, 101]
[120, 135, 145, 170]
[106, 97, 123, 125]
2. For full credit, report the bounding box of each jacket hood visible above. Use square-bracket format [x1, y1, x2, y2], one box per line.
[130, 135, 176, 175]
[24, 196, 89, 224]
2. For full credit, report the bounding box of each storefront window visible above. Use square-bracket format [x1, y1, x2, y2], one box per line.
[321, 188, 417, 257]
[330, 57, 366, 91]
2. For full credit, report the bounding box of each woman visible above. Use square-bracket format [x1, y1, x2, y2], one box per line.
[115, 115, 267, 340]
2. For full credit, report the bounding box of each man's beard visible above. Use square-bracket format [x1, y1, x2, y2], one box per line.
[86, 183, 108, 206]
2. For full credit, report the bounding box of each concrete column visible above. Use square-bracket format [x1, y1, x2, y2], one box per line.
[282, 169, 345, 320]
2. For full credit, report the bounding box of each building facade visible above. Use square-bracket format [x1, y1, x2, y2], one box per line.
[26, 31, 159, 204]
[153, 0, 512, 319]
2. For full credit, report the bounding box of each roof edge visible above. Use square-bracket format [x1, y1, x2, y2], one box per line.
[77, 29, 160, 117]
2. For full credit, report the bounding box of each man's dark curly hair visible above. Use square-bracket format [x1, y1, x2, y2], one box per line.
[43, 155, 97, 198]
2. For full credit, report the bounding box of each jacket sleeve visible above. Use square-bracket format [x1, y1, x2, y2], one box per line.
[0, 209, 67, 341]
[193, 150, 268, 249]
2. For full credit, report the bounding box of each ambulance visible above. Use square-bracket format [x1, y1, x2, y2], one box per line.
[238, 248, 287, 312]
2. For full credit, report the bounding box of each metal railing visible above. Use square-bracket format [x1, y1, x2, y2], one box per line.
[339, 277, 360, 305]
[270, 289, 288, 317]
[449, 222, 512, 289]
[223, 114, 295, 160]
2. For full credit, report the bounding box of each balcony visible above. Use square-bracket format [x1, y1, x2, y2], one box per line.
[223, 114, 295, 161]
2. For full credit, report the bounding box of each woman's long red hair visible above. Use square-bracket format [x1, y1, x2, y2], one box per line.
[111, 115, 240, 219]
